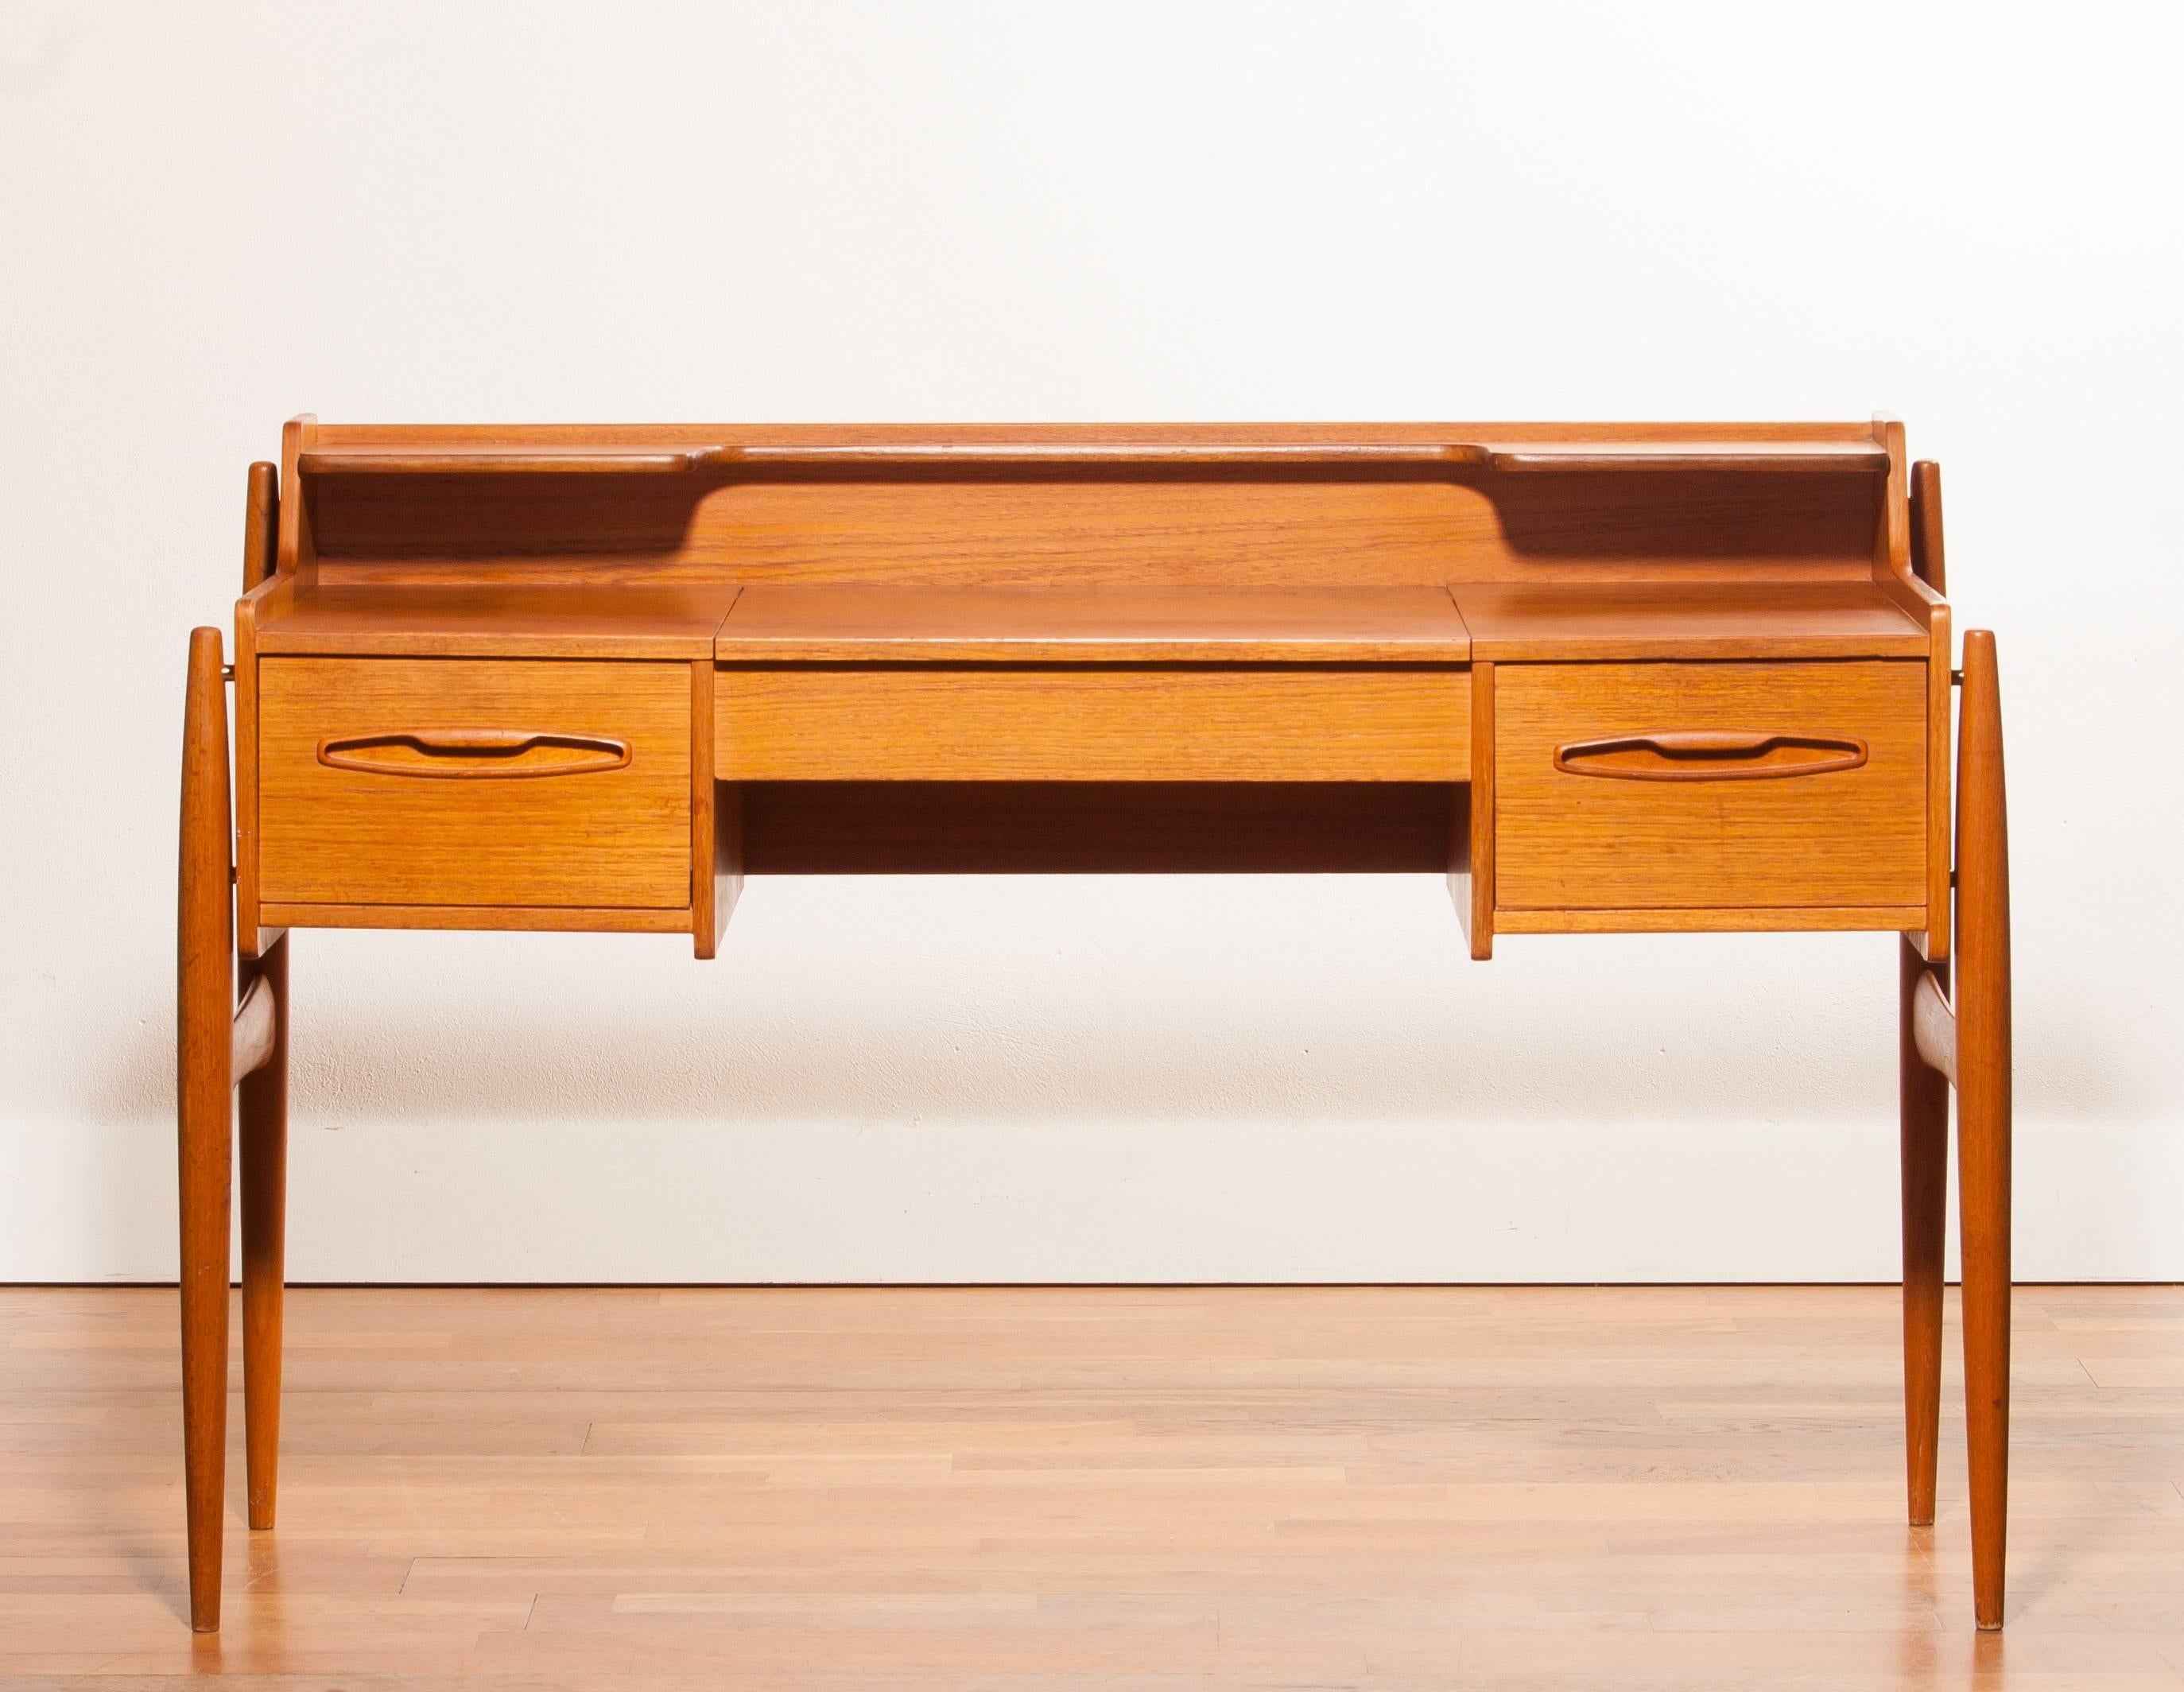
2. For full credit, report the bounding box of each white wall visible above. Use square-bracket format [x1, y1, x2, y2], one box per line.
[4, 2, 2179, 1283]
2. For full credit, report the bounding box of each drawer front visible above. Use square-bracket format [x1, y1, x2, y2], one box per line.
[716, 666, 1469, 782]
[261, 658, 692, 908]
[1495, 660, 1926, 912]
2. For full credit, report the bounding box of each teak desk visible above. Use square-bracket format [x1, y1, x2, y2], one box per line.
[177, 418, 2011, 1631]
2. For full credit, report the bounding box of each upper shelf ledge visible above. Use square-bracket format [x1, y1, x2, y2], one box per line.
[1479, 440, 1890, 472]
[297, 447, 712, 475]
[296, 440, 1891, 475]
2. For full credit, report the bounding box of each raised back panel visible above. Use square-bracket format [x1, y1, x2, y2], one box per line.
[301, 423, 1886, 590]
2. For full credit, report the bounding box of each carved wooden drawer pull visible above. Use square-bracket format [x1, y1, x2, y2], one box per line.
[1552, 730, 1868, 782]
[317, 729, 632, 778]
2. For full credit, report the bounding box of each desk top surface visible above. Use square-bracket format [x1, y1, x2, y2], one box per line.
[713, 586, 1470, 662]
[252, 580, 1928, 664]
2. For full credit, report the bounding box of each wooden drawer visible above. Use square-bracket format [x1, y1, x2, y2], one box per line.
[716, 666, 1469, 782]
[1494, 660, 1926, 917]
[260, 658, 692, 909]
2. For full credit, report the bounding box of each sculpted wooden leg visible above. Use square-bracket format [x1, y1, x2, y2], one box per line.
[239, 932, 289, 1530]
[177, 627, 234, 1632]
[1899, 937, 1948, 1527]
[1955, 631, 2011, 1629]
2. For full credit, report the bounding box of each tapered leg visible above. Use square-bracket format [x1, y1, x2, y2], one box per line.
[239, 932, 289, 1530]
[1899, 937, 1949, 1527]
[177, 627, 234, 1632]
[1955, 631, 2011, 1629]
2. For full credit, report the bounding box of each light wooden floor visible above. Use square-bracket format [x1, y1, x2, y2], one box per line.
[2, 1285, 2180, 1688]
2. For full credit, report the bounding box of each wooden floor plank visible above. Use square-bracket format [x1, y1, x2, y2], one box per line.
[1, 1284, 2179, 1685]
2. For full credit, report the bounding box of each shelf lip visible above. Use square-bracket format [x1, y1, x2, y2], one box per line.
[704, 443, 1490, 468]
[297, 447, 714, 475]
[297, 440, 1889, 476]
[298, 442, 1486, 475]
[1482, 441, 1890, 472]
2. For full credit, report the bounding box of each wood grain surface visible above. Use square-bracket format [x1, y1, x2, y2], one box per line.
[232, 468, 292, 958]
[297, 422, 1886, 592]
[257, 902, 696, 934]
[258, 584, 740, 659]
[1494, 660, 1928, 913]
[717, 666, 1471, 782]
[715, 585, 1471, 663]
[690, 660, 733, 957]
[5, 1283, 2175, 1678]
[1481, 439, 1888, 472]
[1494, 903, 1929, 934]
[1870, 421, 1956, 960]
[308, 469, 1882, 589]
[259, 658, 692, 910]
[295, 432, 1890, 476]
[1913, 463, 1955, 957]
[1454, 580, 1926, 660]
[1955, 631, 2015, 1628]
[173, 628, 234, 1632]
[1463, 662, 1496, 957]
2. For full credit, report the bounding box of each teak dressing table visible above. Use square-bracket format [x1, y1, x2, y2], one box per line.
[177, 417, 2011, 1630]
